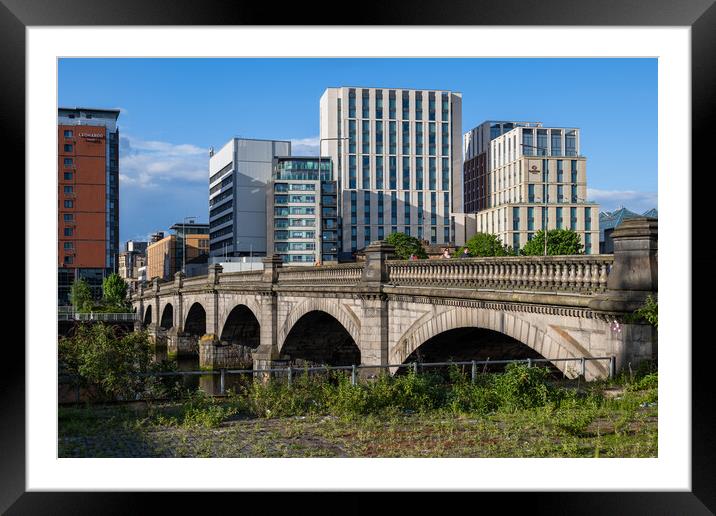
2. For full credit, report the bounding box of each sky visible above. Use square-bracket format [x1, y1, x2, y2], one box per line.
[57, 58, 658, 245]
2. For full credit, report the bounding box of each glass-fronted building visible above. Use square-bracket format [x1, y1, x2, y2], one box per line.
[267, 157, 340, 264]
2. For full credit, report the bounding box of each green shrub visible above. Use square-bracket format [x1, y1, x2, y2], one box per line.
[58, 323, 152, 401]
[492, 363, 552, 412]
[554, 408, 597, 436]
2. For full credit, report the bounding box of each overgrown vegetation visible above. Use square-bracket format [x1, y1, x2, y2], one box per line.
[58, 363, 658, 457]
[634, 294, 658, 328]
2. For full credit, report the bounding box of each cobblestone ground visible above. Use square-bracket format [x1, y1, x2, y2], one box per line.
[59, 416, 350, 458]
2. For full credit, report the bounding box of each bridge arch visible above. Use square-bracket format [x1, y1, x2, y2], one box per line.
[279, 297, 361, 353]
[142, 304, 152, 326]
[220, 304, 260, 349]
[159, 303, 173, 330]
[393, 307, 591, 378]
[184, 302, 206, 336]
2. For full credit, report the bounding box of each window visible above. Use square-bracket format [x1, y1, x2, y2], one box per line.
[350, 191, 357, 224]
[64, 200, 73, 208]
[63, 130, 73, 138]
[570, 207, 577, 230]
[585, 233, 592, 254]
[391, 194, 398, 225]
[513, 233, 520, 252]
[444, 227, 450, 244]
[402, 91, 410, 119]
[362, 89, 370, 119]
[64, 186, 73, 194]
[64, 227, 73, 237]
[402, 122, 410, 154]
[63, 213, 73, 221]
[375, 90, 383, 119]
[404, 192, 411, 224]
[375, 122, 384, 154]
[416, 157, 424, 190]
[417, 192, 424, 224]
[64, 144, 73, 152]
[429, 123, 436, 156]
[522, 129, 534, 156]
[557, 160, 564, 182]
[415, 122, 423, 155]
[377, 191, 384, 224]
[430, 192, 437, 225]
[443, 192, 450, 225]
[349, 155, 356, 189]
[441, 158, 449, 190]
[512, 207, 520, 230]
[402, 157, 410, 190]
[378, 226, 384, 240]
[585, 207, 592, 230]
[63, 242, 73, 249]
[528, 184, 535, 203]
[556, 207, 563, 229]
[349, 120, 356, 154]
[348, 89, 356, 118]
[565, 130, 577, 156]
[63, 158, 73, 167]
[362, 156, 370, 189]
[571, 160, 578, 183]
[527, 207, 534, 231]
[362, 120, 370, 154]
[389, 156, 397, 190]
[441, 123, 449, 156]
[550, 130, 562, 156]
[364, 191, 371, 225]
[441, 93, 449, 120]
[63, 256, 73, 264]
[64, 172, 73, 181]
[428, 92, 435, 121]
[376, 156, 384, 189]
[431, 226, 437, 244]
[429, 158, 436, 191]
[389, 121, 397, 154]
[416, 92, 423, 119]
[389, 90, 396, 119]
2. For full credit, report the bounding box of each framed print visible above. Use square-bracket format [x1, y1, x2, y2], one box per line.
[7, 0, 715, 512]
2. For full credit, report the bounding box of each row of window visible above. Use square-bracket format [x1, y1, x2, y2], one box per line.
[348, 155, 451, 190]
[347, 89, 450, 122]
[348, 225, 450, 251]
[347, 120, 450, 156]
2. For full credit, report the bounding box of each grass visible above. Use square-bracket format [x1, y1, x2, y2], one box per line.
[58, 364, 658, 458]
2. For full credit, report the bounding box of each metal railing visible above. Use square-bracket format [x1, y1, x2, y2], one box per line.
[59, 355, 616, 399]
[58, 312, 138, 322]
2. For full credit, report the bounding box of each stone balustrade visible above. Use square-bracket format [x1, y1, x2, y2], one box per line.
[387, 255, 613, 293]
[219, 270, 265, 284]
[277, 263, 364, 285]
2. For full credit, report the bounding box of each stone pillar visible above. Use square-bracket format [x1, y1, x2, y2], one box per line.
[253, 255, 283, 371]
[361, 240, 394, 285]
[358, 241, 394, 376]
[200, 264, 223, 358]
[589, 217, 657, 313]
[589, 217, 658, 374]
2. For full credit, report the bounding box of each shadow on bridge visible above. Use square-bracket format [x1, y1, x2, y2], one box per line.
[281, 310, 360, 367]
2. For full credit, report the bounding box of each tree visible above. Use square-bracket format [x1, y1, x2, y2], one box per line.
[520, 229, 584, 256]
[102, 273, 129, 310]
[385, 232, 427, 260]
[461, 232, 512, 257]
[69, 278, 94, 313]
[58, 323, 152, 401]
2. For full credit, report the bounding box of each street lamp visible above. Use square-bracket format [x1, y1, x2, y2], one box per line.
[182, 216, 196, 274]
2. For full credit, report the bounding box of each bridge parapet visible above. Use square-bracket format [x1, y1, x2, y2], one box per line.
[278, 263, 363, 285]
[387, 255, 613, 293]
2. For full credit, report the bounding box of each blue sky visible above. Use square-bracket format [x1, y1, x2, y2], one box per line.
[58, 58, 658, 245]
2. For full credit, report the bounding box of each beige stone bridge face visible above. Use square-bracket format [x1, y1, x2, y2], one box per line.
[136, 288, 644, 380]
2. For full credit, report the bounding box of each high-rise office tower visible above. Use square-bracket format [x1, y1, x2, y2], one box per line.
[208, 138, 291, 258]
[320, 87, 462, 256]
[57, 107, 120, 304]
[465, 121, 600, 254]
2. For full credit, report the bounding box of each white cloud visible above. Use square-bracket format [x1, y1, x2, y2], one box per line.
[119, 135, 209, 188]
[290, 136, 319, 156]
[587, 188, 658, 213]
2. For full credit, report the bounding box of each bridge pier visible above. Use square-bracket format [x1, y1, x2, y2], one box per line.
[253, 256, 284, 373]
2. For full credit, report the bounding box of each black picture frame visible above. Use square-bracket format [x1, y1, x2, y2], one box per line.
[6, 0, 714, 512]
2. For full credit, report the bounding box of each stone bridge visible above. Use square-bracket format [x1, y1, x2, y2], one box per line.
[131, 218, 658, 380]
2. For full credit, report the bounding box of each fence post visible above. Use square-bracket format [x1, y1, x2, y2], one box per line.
[287, 366, 293, 387]
[609, 355, 616, 379]
[413, 362, 418, 375]
[580, 357, 586, 378]
[471, 360, 477, 384]
[351, 364, 358, 386]
[219, 368, 226, 395]
[526, 358, 532, 368]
